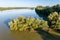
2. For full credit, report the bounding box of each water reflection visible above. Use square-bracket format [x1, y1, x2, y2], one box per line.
[4, 18, 12, 28]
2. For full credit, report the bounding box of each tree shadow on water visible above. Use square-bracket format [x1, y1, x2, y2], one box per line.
[4, 18, 12, 29]
[35, 28, 60, 40]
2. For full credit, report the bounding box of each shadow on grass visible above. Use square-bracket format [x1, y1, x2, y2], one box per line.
[35, 28, 60, 40]
[4, 18, 12, 28]
[54, 29, 60, 33]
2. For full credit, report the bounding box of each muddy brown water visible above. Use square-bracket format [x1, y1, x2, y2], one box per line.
[0, 9, 43, 40]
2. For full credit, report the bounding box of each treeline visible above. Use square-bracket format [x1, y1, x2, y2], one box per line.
[0, 7, 34, 11]
[35, 4, 60, 18]
[35, 4, 60, 31]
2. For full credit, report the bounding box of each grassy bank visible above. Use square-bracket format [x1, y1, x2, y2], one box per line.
[0, 7, 35, 11]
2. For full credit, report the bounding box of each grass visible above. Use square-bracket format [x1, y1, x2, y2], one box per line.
[35, 28, 60, 40]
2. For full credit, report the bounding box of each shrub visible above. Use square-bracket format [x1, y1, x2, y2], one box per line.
[48, 12, 60, 30]
[8, 16, 48, 31]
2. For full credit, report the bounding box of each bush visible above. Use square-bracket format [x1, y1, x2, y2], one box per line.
[48, 12, 60, 30]
[8, 16, 48, 31]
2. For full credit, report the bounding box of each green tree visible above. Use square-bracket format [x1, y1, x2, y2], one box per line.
[48, 12, 60, 30]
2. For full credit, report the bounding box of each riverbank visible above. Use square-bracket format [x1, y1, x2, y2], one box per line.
[0, 7, 35, 11]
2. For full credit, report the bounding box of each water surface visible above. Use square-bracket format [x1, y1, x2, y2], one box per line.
[0, 9, 43, 40]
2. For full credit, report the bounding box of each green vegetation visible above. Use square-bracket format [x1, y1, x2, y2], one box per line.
[48, 12, 60, 30]
[35, 4, 60, 32]
[35, 4, 60, 19]
[0, 7, 35, 11]
[8, 16, 48, 31]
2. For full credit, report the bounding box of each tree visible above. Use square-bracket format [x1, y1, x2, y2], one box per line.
[8, 16, 49, 32]
[48, 12, 60, 30]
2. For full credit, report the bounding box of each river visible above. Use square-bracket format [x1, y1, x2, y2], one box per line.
[0, 9, 43, 40]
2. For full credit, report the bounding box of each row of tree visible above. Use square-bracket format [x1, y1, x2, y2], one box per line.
[35, 4, 60, 18]
[35, 4, 60, 31]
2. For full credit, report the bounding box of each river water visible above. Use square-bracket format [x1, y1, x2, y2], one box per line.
[0, 9, 43, 40]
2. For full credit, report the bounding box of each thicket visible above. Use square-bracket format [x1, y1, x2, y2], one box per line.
[8, 16, 48, 31]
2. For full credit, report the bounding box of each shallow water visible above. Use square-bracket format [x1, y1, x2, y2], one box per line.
[0, 9, 43, 40]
